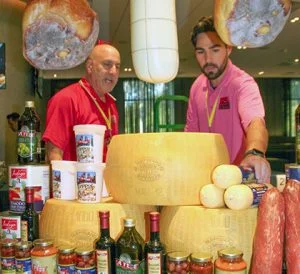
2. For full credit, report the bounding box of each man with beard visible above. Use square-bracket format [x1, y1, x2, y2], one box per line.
[185, 16, 271, 184]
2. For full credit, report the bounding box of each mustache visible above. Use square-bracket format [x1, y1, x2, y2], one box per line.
[203, 63, 218, 69]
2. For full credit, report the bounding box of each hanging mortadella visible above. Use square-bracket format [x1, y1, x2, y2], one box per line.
[130, 0, 179, 83]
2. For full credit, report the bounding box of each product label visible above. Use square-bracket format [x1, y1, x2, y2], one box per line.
[76, 134, 94, 163]
[147, 253, 161, 274]
[1, 257, 16, 273]
[74, 267, 96, 274]
[215, 268, 246, 274]
[0, 216, 21, 239]
[96, 250, 109, 274]
[9, 168, 27, 212]
[17, 126, 37, 158]
[57, 264, 75, 274]
[52, 170, 62, 199]
[77, 172, 96, 202]
[116, 254, 144, 274]
[21, 220, 28, 241]
[16, 257, 32, 273]
[247, 183, 269, 206]
[32, 254, 57, 274]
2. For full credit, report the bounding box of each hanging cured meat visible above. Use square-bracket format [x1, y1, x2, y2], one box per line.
[214, 0, 292, 48]
[22, 0, 99, 70]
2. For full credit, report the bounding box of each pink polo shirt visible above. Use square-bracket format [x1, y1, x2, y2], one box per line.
[185, 60, 265, 164]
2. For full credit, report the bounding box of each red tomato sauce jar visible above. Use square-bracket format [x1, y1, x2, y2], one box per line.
[58, 246, 76, 273]
[190, 252, 213, 274]
[1, 239, 17, 274]
[75, 248, 96, 273]
[167, 251, 190, 273]
[15, 241, 32, 273]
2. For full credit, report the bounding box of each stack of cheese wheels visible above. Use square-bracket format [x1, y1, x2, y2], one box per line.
[214, 0, 292, 48]
[160, 206, 258, 268]
[104, 132, 230, 205]
[39, 198, 156, 248]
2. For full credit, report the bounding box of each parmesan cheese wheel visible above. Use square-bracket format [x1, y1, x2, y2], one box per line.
[224, 184, 254, 210]
[39, 198, 156, 248]
[130, 0, 179, 83]
[214, 0, 292, 48]
[104, 133, 230, 205]
[212, 164, 242, 189]
[160, 206, 258, 268]
[200, 184, 225, 208]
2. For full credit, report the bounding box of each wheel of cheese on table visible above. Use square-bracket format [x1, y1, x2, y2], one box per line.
[130, 0, 179, 83]
[214, 0, 291, 48]
[39, 198, 156, 249]
[104, 133, 230, 205]
[160, 206, 258, 268]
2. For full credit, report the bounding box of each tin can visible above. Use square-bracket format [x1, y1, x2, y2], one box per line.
[15, 241, 32, 274]
[58, 246, 76, 274]
[190, 252, 213, 274]
[1, 239, 18, 274]
[285, 163, 298, 181]
[75, 248, 96, 273]
[288, 164, 300, 181]
[167, 251, 190, 273]
[31, 239, 57, 274]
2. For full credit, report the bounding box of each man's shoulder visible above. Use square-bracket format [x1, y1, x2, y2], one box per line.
[53, 82, 82, 98]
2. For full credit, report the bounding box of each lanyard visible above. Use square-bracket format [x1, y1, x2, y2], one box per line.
[205, 87, 222, 128]
[79, 80, 112, 132]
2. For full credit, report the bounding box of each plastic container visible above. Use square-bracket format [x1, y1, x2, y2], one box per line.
[76, 162, 106, 203]
[51, 160, 77, 200]
[167, 251, 190, 273]
[73, 124, 106, 163]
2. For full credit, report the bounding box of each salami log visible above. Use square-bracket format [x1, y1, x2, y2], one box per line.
[283, 180, 300, 274]
[250, 188, 285, 274]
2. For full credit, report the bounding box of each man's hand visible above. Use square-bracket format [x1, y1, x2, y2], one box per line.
[46, 141, 63, 162]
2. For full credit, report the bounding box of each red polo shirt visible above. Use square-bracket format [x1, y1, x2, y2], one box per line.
[42, 78, 119, 162]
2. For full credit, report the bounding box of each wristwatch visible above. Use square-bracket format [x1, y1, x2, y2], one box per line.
[244, 148, 265, 158]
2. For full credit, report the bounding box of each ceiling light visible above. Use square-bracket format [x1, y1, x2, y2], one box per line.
[290, 17, 299, 23]
[128, 68, 132, 72]
[242, 46, 247, 50]
[258, 71, 264, 75]
[294, 58, 299, 63]
[53, 74, 57, 78]
[124, 68, 128, 72]
[237, 46, 242, 49]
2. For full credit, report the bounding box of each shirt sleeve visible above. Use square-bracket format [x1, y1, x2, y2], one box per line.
[42, 90, 77, 151]
[237, 78, 265, 130]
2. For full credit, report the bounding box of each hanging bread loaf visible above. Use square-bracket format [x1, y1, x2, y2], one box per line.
[214, 0, 292, 48]
[22, 0, 99, 69]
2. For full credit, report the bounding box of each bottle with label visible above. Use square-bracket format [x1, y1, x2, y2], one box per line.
[144, 212, 166, 274]
[17, 101, 41, 165]
[115, 218, 145, 273]
[295, 103, 300, 164]
[21, 187, 39, 242]
[94, 210, 115, 274]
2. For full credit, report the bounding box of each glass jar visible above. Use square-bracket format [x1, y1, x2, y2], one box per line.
[58, 246, 76, 273]
[15, 241, 32, 273]
[167, 251, 190, 273]
[214, 247, 247, 273]
[190, 252, 213, 274]
[75, 248, 96, 272]
[31, 239, 58, 274]
[1, 239, 17, 274]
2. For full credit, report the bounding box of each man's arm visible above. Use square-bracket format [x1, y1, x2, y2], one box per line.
[46, 141, 63, 162]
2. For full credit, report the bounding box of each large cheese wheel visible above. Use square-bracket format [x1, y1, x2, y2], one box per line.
[160, 206, 258, 268]
[104, 133, 230, 205]
[23, 0, 99, 69]
[214, 0, 291, 48]
[130, 0, 179, 83]
[39, 198, 156, 249]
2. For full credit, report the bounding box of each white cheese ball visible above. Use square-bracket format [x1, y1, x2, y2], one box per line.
[200, 184, 225, 208]
[224, 184, 254, 210]
[212, 164, 242, 189]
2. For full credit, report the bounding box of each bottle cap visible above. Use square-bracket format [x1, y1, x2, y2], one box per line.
[218, 247, 243, 259]
[33, 239, 53, 247]
[99, 210, 110, 218]
[15, 241, 33, 249]
[124, 218, 135, 227]
[25, 101, 35, 108]
[167, 251, 190, 261]
[190, 252, 213, 263]
[149, 211, 160, 221]
[75, 247, 94, 255]
[58, 246, 76, 254]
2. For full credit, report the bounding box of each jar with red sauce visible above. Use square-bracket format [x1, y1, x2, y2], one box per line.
[15, 241, 32, 273]
[190, 252, 213, 274]
[214, 247, 247, 273]
[75, 248, 96, 273]
[167, 251, 190, 273]
[31, 239, 58, 274]
[1, 239, 17, 274]
[58, 246, 76, 273]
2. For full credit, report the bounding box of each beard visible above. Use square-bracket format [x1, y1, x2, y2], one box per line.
[200, 56, 229, 80]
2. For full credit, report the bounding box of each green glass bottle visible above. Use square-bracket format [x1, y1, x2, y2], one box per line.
[144, 212, 166, 274]
[94, 210, 116, 274]
[115, 218, 145, 273]
[21, 187, 39, 242]
[17, 101, 41, 165]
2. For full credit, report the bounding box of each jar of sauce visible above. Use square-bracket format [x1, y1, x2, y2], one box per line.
[1, 239, 17, 274]
[58, 246, 76, 273]
[31, 239, 58, 274]
[167, 251, 190, 273]
[190, 252, 213, 274]
[15, 241, 32, 274]
[75, 248, 96, 273]
[214, 247, 247, 273]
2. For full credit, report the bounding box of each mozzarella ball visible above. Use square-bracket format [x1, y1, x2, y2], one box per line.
[224, 184, 254, 210]
[200, 184, 225, 208]
[212, 164, 242, 189]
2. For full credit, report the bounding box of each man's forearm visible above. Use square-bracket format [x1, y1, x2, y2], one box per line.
[46, 141, 63, 162]
[245, 118, 268, 154]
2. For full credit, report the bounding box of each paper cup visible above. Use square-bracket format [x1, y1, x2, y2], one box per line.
[76, 162, 106, 203]
[73, 124, 106, 163]
[51, 160, 77, 200]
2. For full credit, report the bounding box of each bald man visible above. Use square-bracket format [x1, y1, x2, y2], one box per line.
[43, 44, 121, 162]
